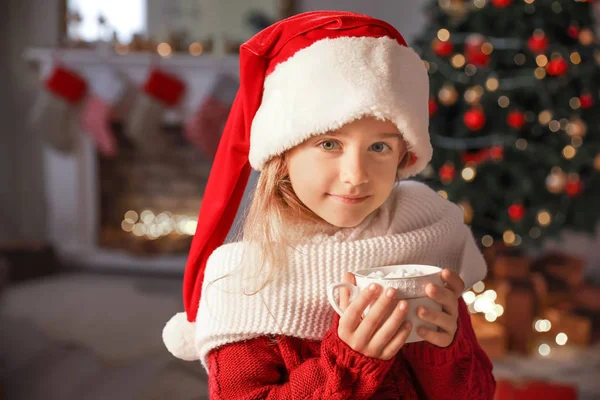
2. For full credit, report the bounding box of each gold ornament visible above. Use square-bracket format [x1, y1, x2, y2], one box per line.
[566, 118, 587, 137]
[458, 201, 474, 224]
[537, 210, 552, 227]
[579, 29, 595, 46]
[546, 167, 566, 193]
[438, 84, 459, 106]
[594, 154, 600, 172]
[464, 85, 484, 104]
[439, 0, 471, 21]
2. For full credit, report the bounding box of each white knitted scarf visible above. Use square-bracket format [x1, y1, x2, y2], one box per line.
[194, 181, 487, 369]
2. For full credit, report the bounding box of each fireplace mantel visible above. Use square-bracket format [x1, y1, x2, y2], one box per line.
[24, 48, 240, 273]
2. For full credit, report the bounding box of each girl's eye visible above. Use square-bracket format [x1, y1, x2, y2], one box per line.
[319, 140, 340, 151]
[370, 142, 392, 153]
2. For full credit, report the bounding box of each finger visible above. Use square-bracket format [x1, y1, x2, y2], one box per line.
[340, 283, 382, 332]
[339, 272, 356, 311]
[426, 283, 458, 317]
[417, 306, 456, 334]
[371, 299, 410, 345]
[355, 287, 401, 340]
[380, 320, 413, 360]
[416, 325, 454, 348]
[441, 269, 465, 297]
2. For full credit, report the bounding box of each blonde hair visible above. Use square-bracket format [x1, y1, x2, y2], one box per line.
[238, 155, 321, 295]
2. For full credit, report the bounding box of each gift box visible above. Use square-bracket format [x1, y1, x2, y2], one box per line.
[471, 315, 508, 359]
[574, 285, 600, 313]
[530, 251, 585, 291]
[539, 307, 592, 347]
[494, 379, 577, 400]
[484, 244, 532, 280]
[486, 278, 539, 354]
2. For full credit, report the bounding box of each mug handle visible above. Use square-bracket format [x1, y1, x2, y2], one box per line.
[327, 282, 359, 317]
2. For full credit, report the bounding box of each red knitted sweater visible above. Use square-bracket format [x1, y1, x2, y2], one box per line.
[207, 298, 496, 399]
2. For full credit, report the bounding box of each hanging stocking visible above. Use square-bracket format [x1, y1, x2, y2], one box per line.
[29, 65, 87, 154]
[80, 68, 126, 157]
[184, 73, 238, 159]
[125, 68, 186, 155]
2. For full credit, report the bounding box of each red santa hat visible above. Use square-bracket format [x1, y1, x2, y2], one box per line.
[163, 10, 431, 361]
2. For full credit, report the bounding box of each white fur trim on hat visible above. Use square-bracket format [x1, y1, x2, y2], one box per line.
[249, 36, 431, 178]
[162, 312, 199, 361]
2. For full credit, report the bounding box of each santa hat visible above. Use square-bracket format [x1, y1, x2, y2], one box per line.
[163, 10, 431, 361]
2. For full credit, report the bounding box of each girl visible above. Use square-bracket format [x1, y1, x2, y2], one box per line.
[163, 11, 496, 399]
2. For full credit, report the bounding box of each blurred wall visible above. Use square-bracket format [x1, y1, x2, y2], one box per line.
[0, 0, 60, 242]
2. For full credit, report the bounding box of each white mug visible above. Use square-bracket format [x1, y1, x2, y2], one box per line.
[327, 264, 443, 343]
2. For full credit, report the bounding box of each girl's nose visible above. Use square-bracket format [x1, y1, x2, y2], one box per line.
[339, 152, 369, 186]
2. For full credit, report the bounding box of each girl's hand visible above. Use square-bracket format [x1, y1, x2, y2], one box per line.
[337, 272, 413, 361]
[415, 268, 465, 347]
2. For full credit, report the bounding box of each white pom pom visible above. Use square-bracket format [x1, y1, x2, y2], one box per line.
[162, 312, 199, 361]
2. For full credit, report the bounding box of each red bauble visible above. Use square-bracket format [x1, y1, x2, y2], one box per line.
[492, 0, 512, 7]
[580, 93, 593, 108]
[432, 39, 454, 57]
[567, 25, 580, 38]
[465, 34, 490, 67]
[546, 58, 568, 76]
[508, 204, 525, 222]
[464, 108, 486, 130]
[429, 97, 438, 116]
[565, 180, 583, 197]
[489, 146, 504, 160]
[507, 110, 526, 129]
[439, 163, 456, 182]
[527, 34, 548, 53]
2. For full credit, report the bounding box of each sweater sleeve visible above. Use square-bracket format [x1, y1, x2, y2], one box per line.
[401, 298, 496, 400]
[207, 316, 397, 400]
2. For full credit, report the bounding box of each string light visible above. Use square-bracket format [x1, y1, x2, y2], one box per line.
[562, 145, 576, 159]
[537, 210, 552, 227]
[548, 120, 560, 132]
[535, 319, 552, 332]
[516, 138, 528, 150]
[473, 281, 485, 293]
[462, 165, 477, 181]
[514, 53, 526, 65]
[121, 210, 198, 239]
[189, 42, 204, 56]
[464, 283, 502, 322]
[157, 42, 172, 57]
[534, 67, 546, 79]
[529, 227, 541, 239]
[485, 77, 499, 91]
[538, 110, 552, 125]
[536, 54, 548, 67]
[556, 333, 568, 345]
[451, 54, 466, 68]
[498, 96, 510, 108]
[503, 230, 516, 245]
[437, 28, 451, 41]
[481, 235, 494, 247]
[538, 343, 551, 356]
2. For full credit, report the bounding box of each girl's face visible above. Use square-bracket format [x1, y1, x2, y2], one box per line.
[286, 116, 407, 228]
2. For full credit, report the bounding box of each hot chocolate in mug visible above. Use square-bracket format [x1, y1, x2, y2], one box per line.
[327, 264, 443, 343]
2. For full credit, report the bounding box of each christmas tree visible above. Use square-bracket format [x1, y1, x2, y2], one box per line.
[413, 0, 600, 248]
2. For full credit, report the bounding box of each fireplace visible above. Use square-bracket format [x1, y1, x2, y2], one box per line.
[98, 123, 212, 256]
[25, 48, 239, 272]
